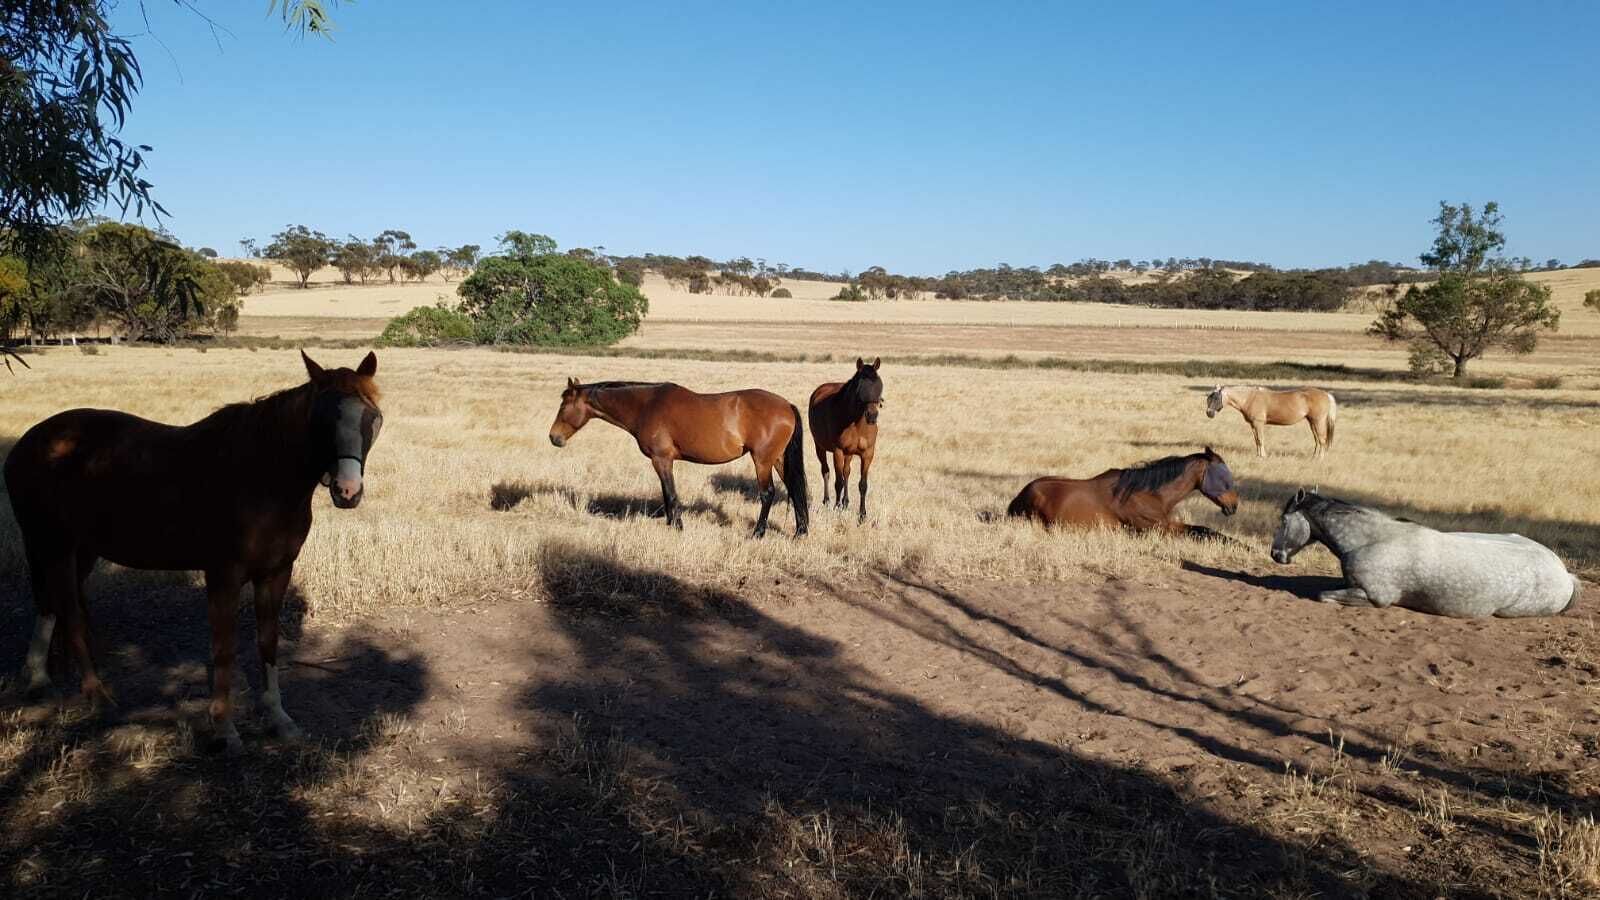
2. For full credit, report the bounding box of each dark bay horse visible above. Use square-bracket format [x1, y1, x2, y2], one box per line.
[4, 351, 384, 753]
[549, 379, 809, 537]
[1007, 447, 1239, 536]
[809, 357, 882, 522]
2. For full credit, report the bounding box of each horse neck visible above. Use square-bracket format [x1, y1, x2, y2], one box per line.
[586, 387, 648, 434]
[1225, 388, 1253, 412]
[833, 378, 867, 417]
[1309, 502, 1386, 555]
[1155, 458, 1208, 511]
[199, 383, 321, 495]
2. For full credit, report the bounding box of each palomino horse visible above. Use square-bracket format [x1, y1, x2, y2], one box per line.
[1271, 489, 1580, 618]
[1007, 447, 1239, 536]
[549, 379, 809, 537]
[4, 351, 384, 753]
[1206, 385, 1336, 458]
[809, 357, 882, 522]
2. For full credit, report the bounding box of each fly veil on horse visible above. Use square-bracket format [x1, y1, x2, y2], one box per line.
[1007, 447, 1239, 536]
[549, 379, 809, 537]
[1206, 385, 1336, 458]
[809, 357, 882, 522]
[5, 352, 384, 753]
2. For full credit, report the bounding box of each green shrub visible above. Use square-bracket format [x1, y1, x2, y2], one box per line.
[456, 238, 647, 346]
[832, 284, 868, 302]
[1532, 375, 1564, 390]
[378, 304, 476, 347]
[771, 287, 793, 298]
[1465, 376, 1506, 389]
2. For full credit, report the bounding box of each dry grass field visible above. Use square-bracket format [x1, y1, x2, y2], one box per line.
[4, 343, 1600, 897]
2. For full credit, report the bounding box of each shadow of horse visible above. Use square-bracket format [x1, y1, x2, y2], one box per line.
[489, 479, 733, 526]
[1179, 560, 1344, 602]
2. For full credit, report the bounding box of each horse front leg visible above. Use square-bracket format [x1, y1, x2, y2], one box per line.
[1319, 586, 1378, 607]
[1250, 419, 1267, 458]
[205, 568, 246, 755]
[857, 446, 874, 524]
[651, 456, 682, 529]
[254, 567, 302, 741]
[832, 449, 851, 510]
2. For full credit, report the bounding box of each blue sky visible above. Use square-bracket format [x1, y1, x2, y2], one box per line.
[111, 1, 1598, 274]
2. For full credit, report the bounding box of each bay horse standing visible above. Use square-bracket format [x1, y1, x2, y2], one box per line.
[1206, 385, 1336, 458]
[1007, 447, 1239, 536]
[809, 357, 882, 522]
[548, 379, 809, 537]
[4, 351, 384, 753]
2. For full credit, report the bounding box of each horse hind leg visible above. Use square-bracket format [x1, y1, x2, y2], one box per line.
[1309, 417, 1327, 458]
[750, 457, 778, 538]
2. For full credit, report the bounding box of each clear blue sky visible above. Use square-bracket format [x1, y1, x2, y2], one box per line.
[111, 0, 1598, 274]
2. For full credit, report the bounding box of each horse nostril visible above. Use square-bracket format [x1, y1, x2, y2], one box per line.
[549, 434, 565, 448]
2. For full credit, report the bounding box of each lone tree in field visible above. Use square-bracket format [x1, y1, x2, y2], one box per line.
[264, 225, 336, 288]
[1585, 289, 1600, 314]
[451, 231, 648, 346]
[1371, 202, 1559, 378]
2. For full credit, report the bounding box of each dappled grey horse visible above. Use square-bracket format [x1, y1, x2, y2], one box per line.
[1270, 489, 1580, 618]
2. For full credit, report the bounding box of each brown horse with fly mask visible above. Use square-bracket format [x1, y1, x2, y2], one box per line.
[549, 379, 809, 537]
[4, 351, 384, 753]
[1007, 447, 1239, 536]
[809, 357, 882, 522]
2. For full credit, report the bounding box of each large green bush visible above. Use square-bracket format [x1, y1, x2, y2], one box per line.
[452, 235, 648, 346]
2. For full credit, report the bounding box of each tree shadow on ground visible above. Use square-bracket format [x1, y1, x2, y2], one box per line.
[488, 477, 732, 526]
[523, 546, 1441, 897]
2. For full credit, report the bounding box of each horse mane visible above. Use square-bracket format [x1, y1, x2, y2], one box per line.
[186, 370, 379, 465]
[584, 381, 665, 396]
[1112, 452, 1206, 500]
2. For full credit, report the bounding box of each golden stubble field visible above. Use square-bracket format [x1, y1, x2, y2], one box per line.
[4, 346, 1597, 617]
[5, 345, 1600, 897]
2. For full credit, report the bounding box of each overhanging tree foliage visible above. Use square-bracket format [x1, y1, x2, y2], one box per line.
[75, 221, 235, 341]
[1370, 202, 1559, 378]
[1, 2, 345, 263]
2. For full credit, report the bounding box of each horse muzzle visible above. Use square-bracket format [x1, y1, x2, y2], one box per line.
[1206, 409, 1218, 419]
[549, 433, 567, 448]
[329, 477, 364, 509]
[1270, 547, 1290, 564]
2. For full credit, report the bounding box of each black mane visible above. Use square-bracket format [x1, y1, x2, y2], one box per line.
[1112, 452, 1206, 500]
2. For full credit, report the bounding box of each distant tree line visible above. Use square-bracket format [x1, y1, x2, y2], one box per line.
[239, 227, 482, 289]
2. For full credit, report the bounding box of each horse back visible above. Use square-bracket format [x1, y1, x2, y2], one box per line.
[646, 385, 795, 464]
[1007, 475, 1118, 528]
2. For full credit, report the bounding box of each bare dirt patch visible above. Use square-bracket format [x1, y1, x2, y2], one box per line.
[5, 555, 1596, 897]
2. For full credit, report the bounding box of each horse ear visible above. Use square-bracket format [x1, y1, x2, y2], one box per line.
[357, 351, 377, 377]
[856, 357, 865, 370]
[567, 376, 579, 389]
[1294, 488, 1307, 504]
[301, 350, 326, 383]
[871, 356, 881, 370]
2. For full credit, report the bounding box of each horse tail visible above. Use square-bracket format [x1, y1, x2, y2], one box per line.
[783, 404, 810, 534]
[1324, 393, 1337, 448]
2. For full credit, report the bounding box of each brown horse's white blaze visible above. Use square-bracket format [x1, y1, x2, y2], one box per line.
[808, 357, 883, 522]
[1206, 385, 1337, 458]
[3, 351, 384, 754]
[549, 378, 809, 538]
[1006, 447, 1240, 537]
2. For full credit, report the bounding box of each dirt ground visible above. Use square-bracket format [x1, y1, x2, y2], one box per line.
[4, 550, 1597, 897]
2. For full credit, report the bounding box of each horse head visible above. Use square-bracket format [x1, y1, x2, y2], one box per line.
[549, 377, 592, 447]
[853, 357, 884, 424]
[1270, 487, 1318, 563]
[304, 350, 383, 509]
[1198, 446, 1238, 516]
[1205, 385, 1225, 418]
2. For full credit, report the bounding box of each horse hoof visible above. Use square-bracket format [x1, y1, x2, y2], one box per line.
[274, 721, 305, 743]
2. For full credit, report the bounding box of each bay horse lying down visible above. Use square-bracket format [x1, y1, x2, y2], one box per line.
[809, 357, 883, 522]
[549, 379, 809, 537]
[1271, 489, 1580, 618]
[1007, 447, 1239, 537]
[5, 351, 384, 753]
[1206, 385, 1336, 458]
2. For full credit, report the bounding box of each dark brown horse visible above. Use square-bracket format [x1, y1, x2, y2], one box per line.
[4, 351, 383, 753]
[1007, 447, 1239, 536]
[809, 357, 882, 522]
[549, 379, 809, 537]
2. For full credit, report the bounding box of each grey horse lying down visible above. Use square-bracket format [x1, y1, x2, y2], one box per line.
[1271, 489, 1580, 618]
